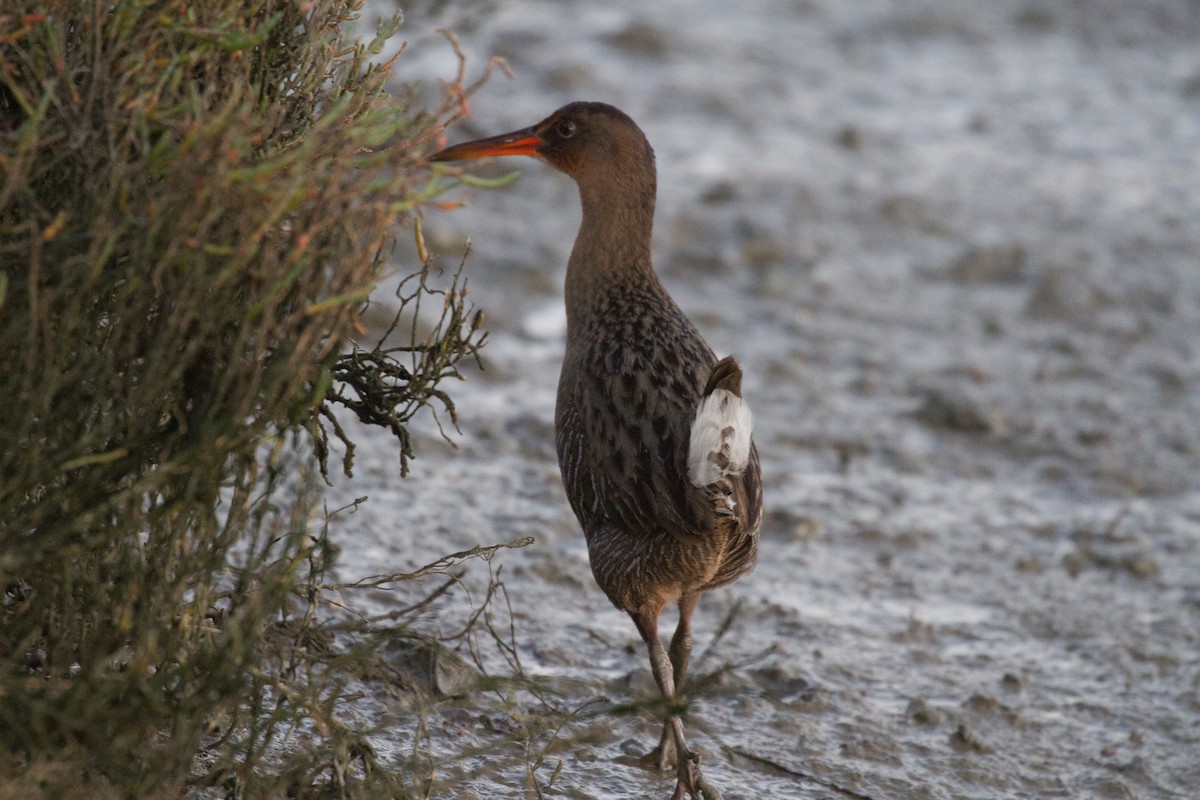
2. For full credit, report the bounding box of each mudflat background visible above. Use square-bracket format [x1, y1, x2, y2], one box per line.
[326, 2, 1200, 797]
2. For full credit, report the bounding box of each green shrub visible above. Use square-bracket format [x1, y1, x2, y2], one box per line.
[0, 2, 483, 796]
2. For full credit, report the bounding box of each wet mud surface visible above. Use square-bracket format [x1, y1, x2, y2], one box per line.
[327, 1, 1200, 797]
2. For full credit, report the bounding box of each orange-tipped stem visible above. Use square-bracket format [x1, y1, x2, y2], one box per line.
[429, 127, 544, 162]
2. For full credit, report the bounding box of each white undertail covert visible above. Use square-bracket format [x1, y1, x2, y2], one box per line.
[687, 388, 754, 487]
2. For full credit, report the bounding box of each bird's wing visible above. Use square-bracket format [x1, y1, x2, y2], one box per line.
[557, 338, 753, 544]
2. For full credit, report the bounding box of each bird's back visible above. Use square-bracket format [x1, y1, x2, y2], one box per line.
[555, 274, 761, 613]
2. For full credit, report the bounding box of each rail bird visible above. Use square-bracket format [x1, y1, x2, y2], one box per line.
[430, 102, 762, 800]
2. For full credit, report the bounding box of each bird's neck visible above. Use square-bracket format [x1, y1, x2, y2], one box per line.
[564, 174, 660, 324]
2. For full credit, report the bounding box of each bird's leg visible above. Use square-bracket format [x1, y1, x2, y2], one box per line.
[650, 593, 702, 768]
[646, 716, 677, 770]
[633, 606, 718, 800]
[672, 594, 725, 799]
[633, 607, 676, 769]
[641, 637, 679, 769]
[670, 593, 701, 693]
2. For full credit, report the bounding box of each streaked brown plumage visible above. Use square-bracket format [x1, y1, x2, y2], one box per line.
[431, 102, 762, 800]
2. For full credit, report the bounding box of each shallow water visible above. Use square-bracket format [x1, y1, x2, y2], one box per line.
[326, 1, 1200, 797]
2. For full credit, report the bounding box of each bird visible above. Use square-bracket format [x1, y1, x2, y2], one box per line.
[429, 102, 762, 800]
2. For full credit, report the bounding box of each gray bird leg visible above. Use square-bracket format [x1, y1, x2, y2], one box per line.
[670, 593, 701, 692]
[635, 606, 721, 800]
[650, 592, 702, 768]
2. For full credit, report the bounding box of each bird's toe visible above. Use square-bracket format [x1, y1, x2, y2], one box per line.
[673, 749, 723, 800]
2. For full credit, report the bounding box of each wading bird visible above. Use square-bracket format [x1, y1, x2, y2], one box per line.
[430, 102, 762, 800]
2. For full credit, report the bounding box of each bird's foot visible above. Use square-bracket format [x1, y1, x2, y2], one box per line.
[669, 749, 723, 800]
[637, 722, 678, 770]
[637, 737, 677, 770]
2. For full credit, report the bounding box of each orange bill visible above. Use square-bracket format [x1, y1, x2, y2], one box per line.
[429, 127, 544, 162]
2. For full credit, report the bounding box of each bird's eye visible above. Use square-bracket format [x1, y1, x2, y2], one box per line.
[557, 120, 577, 138]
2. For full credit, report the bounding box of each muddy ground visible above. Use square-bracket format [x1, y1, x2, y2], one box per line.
[324, 1, 1200, 797]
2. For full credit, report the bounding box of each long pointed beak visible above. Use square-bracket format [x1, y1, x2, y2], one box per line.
[429, 127, 544, 162]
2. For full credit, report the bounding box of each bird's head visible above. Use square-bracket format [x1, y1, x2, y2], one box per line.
[429, 101, 655, 185]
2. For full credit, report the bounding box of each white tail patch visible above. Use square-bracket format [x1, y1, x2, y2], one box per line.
[687, 388, 754, 488]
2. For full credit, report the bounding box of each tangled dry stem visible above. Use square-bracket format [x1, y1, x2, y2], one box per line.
[318, 250, 488, 481]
